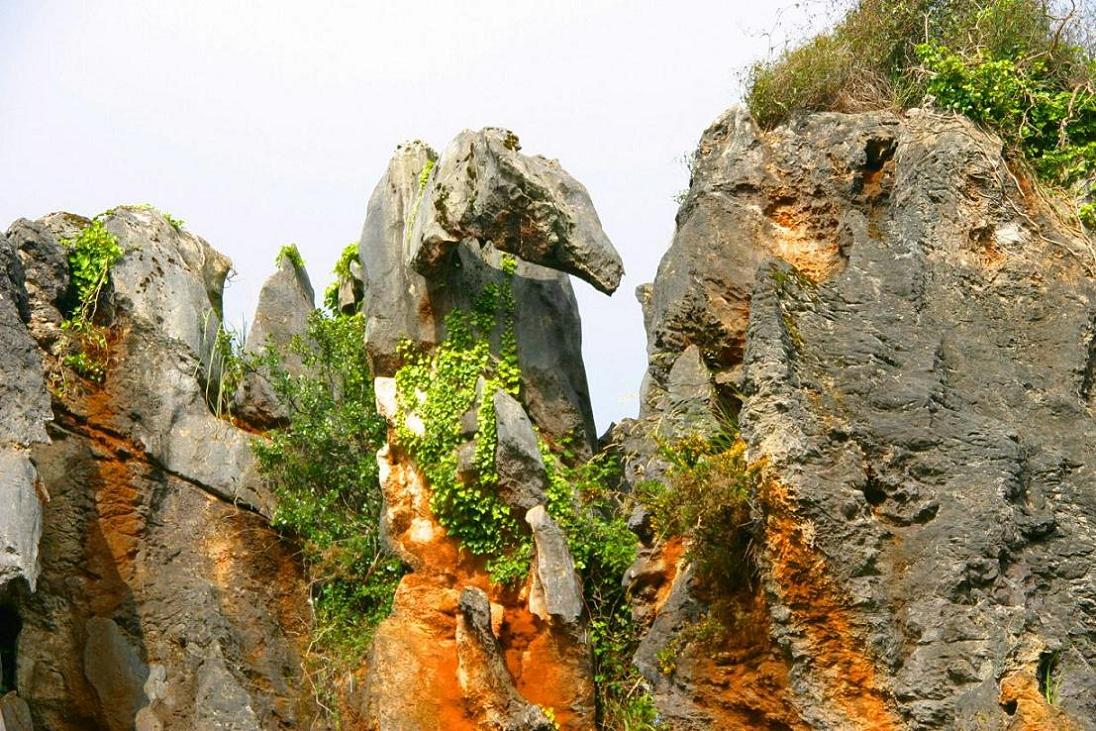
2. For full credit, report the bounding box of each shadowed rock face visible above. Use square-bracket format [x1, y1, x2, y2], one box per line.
[2, 208, 316, 731]
[628, 107, 1096, 730]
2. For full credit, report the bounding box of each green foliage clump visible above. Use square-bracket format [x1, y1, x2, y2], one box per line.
[745, 0, 1096, 226]
[541, 445, 662, 729]
[252, 310, 404, 667]
[917, 39, 1096, 215]
[60, 216, 125, 382]
[276, 243, 306, 270]
[394, 261, 524, 572]
[162, 211, 185, 231]
[639, 435, 759, 595]
[323, 242, 361, 313]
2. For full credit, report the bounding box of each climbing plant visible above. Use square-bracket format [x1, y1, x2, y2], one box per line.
[393, 255, 525, 578]
[323, 242, 361, 313]
[59, 216, 125, 382]
[541, 445, 663, 729]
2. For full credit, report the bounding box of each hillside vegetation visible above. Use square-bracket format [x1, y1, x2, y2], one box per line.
[747, 0, 1096, 226]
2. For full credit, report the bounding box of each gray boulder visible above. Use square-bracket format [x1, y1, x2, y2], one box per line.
[493, 389, 548, 511]
[409, 128, 624, 295]
[525, 506, 583, 626]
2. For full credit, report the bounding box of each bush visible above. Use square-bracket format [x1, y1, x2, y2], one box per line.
[59, 216, 125, 382]
[745, 0, 1096, 225]
[639, 434, 759, 598]
[251, 310, 403, 667]
[323, 242, 361, 313]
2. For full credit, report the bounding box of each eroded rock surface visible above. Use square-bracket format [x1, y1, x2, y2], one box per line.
[233, 254, 316, 427]
[629, 107, 1096, 729]
[3, 208, 316, 731]
[0, 229, 51, 593]
[358, 133, 615, 729]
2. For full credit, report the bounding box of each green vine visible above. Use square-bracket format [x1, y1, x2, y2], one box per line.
[276, 243, 306, 270]
[404, 158, 436, 243]
[60, 216, 125, 382]
[323, 242, 361, 313]
[394, 255, 524, 573]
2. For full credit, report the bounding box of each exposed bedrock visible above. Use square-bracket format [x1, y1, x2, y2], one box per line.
[359, 131, 619, 729]
[627, 107, 1096, 729]
[1, 208, 317, 731]
[233, 254, 316, 427]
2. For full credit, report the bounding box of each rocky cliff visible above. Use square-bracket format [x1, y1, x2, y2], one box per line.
[1, 105, 1094, 731]
[627, 108, 1096, 730]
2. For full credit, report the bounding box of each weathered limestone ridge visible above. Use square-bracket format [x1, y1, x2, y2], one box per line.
[359, 130, 621, 730]
[624, 106, 1096, 730]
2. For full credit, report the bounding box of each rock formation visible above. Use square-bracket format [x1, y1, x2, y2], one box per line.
[0, 207, 315, 730]
[359, 130, 622, 730]
[627, 107, 1096, 730]
[1, 103, 1094, 731]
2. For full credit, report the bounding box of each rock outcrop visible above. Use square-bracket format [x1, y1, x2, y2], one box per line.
[233, 253, 316, 426]
[0, 229, 51, 593]
[360, 134, 623, 449]
[358, 132, 620, 729]
[2, 208, 316, 730]
[629, 107, 1096, 729]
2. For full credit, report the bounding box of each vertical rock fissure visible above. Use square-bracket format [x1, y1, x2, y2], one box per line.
[0, 605, 20, 695]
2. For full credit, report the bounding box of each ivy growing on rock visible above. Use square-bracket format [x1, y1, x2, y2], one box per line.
[394, 256, 524, 573]
[60, 216, 125, 382]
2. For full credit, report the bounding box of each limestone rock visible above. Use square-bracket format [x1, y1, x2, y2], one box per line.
[0, 231, 50, 593]
[233, 255, 316, 427]
[632, 106, 1096, 729]
[526, 506, 583, 626]
[0, 451, 42, 592]
[409, 128, 624, 295]
[456, 587, 555, 731]
[5, 217, 71, 352]
[0, 231, 50, 448]
[359, 137, 609, 448]
[494, 390, 549, 511]
[6, 207, 315, 731]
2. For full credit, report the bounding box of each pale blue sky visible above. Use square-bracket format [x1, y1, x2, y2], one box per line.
[1, 0, 817, 431]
